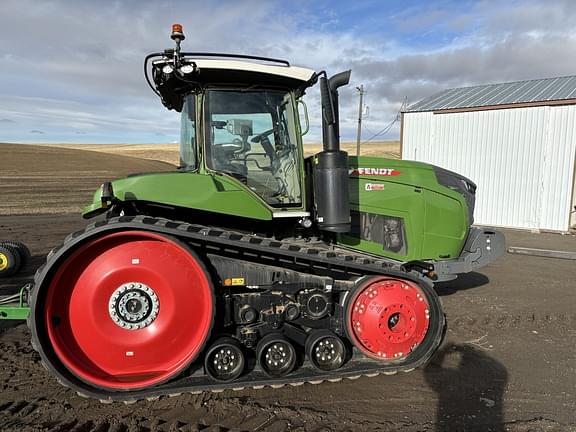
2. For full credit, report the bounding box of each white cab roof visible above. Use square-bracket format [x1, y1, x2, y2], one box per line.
[192, 59, 316, 83]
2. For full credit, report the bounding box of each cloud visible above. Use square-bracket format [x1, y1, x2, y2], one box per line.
[29, 129, 45, 134]
[0, 118, 15, 123]
[1, 0, 575, 143]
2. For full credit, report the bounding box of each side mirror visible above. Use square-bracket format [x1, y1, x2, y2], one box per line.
[298, 100, 310, 136]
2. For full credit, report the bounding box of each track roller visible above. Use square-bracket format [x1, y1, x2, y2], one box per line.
[305, 330, 346, 371]
[204, 337, 245, 382]
[256, 334, 297, 377]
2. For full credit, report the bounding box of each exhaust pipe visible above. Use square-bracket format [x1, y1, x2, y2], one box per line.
[314, 70, 352, 233]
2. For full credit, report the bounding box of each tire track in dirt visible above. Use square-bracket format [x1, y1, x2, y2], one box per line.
[448, 311, 576, 332]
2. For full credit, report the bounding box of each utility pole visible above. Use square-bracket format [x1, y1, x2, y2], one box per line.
[355, 85, 364, 156]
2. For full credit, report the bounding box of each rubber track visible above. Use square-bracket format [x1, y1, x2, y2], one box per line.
[28, 215, 445, 403]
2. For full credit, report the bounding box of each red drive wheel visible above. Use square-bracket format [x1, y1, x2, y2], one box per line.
[44, 231, 214, 390]
[347, 277, 430, 361]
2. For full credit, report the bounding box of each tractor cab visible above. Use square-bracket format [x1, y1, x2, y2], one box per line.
[147, 46, 318, 209]
[85, 25, 352, 233]
[181, 86, 303, 207]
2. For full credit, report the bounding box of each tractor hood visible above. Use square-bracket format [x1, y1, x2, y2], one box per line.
[348, 156, 437, 185]
[348, 156, 475, 214]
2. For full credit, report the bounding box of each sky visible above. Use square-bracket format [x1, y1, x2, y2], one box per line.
[1, 0, 575, 144]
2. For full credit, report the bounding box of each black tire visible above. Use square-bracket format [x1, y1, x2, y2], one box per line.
[0, 245, 22, 277]
[256, 334, 297, 377]
[305, 330, 347, 371]
[0, 240, 31, 268]
[204, 337, 246, 382]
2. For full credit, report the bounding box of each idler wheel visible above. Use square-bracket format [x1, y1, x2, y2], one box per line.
[346, 277, 430, 361]
[256, 334, 297, 377]
[305, 330, 346, 371]
[204, 337, 245, 382]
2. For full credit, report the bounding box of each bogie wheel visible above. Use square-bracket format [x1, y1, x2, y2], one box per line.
[0, 244, 21, 277]
[305, 330, 347, 371]
[204, 337, 245, 382]
[346, 277, 440, 362]
[256, 334, 297, 377]
[35, 230, 214, 391]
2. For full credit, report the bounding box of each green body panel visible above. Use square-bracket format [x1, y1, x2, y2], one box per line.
[84, 172, 274, 220]
[83, 155, 469, 264]
[340, 156, 468, 262]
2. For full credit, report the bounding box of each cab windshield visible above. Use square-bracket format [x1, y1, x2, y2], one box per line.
[204, 89, 302, 207]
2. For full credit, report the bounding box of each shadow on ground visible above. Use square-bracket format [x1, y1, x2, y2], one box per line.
[435, 271, 490, 296]
[425, 344, 508, 432]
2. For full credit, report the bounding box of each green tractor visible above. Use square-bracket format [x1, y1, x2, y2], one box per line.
[24, 25, 504, 401]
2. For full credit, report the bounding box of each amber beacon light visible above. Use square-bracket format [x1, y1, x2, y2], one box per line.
[171, 23, 185, 41]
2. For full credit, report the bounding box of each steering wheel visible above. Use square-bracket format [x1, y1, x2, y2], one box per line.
[250, 129, 275, 160]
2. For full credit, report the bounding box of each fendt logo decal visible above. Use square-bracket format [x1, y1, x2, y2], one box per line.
[349, 168, 401, 176]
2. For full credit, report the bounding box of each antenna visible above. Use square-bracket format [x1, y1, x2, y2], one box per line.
[355, 85, 365, 157]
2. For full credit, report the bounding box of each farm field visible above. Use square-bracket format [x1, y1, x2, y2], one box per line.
[47, 140, 401, 166]
[1, 142, 400, 215]
[0, 143, 575, 431]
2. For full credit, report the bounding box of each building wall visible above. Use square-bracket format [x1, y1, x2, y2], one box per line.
[402, 105, 576, 231]
[571, 156, 576, 229]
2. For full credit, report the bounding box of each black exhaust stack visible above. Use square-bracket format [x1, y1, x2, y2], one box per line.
[314, 70, 352, 233]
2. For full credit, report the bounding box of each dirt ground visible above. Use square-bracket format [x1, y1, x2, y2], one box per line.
[0, 144, 575, 431]
[0, 144, 174, 215]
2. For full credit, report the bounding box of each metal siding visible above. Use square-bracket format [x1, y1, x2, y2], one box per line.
[433, 108, 546, 229]
[401, 112, 433, 161]
[403, 105, 575, 231]
[540, 106, 576, 230]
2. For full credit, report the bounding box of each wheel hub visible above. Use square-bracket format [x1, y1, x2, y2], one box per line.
[265, 343, 289, 369]
[315, 339, 336, 362]
[108, 282, 159, 330]
[377, 304, 417, 344]
[213, 348, 239, 372]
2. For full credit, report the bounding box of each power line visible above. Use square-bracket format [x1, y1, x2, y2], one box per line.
[360, 113, 398, 144]
[360, 97, 408, 145]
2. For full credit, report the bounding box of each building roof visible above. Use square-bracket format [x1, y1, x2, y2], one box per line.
[404, 75, 576, 113]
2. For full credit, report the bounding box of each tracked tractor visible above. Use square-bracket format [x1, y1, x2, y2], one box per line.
[3, 25, 505, 402]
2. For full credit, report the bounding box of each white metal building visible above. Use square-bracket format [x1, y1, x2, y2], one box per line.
[401, 76, 576, 232]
